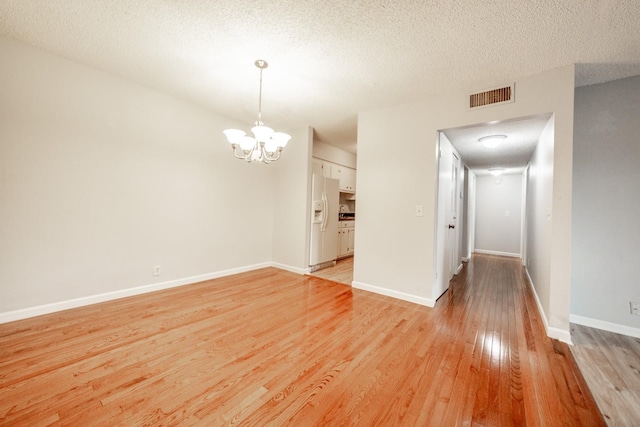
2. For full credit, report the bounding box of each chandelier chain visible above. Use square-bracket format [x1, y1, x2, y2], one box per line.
[257, 66, 263, 125]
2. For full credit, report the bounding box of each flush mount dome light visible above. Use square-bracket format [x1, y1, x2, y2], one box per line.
[479, 134, 507, 148]
[489, 168, 505, 176]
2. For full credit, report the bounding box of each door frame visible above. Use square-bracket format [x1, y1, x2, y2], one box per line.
[433, 132, 463, 301]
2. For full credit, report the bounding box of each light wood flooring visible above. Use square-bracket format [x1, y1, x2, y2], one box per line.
[571, 323, 640, 426]
[308, 256, 353, 285]
[0, 254, 604, 425]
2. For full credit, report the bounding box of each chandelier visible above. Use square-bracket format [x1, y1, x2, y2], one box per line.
[223, 59, 291, 164]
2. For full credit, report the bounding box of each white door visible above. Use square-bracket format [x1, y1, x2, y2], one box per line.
[434, 133, 454, 300]
[449, 152, 461, 277]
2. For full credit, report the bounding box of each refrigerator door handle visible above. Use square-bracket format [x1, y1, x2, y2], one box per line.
[322, 192, 328, 232]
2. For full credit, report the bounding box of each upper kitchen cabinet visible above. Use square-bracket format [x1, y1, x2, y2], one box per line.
[331, 164, 356, 193]
[312, 141, 357, 193]
[312, 158, 356, 193]
[312, 158, 333, 178]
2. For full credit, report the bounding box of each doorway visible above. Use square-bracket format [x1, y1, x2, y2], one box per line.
[434, 114, 552, 302]
[434, 133, 462, 300]
[308, 256, 353, 285]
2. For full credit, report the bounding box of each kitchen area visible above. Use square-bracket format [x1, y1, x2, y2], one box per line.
[308, 141, 356, 285]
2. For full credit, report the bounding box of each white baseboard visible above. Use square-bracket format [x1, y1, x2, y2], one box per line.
[352, 281, 435, 308]
[548, 326, 572, 344]
[461, 257, 470, 262]
[475, 249, 521, 258]
[271, 262, 310, 275]
[525, 269, 572, 345]
[455, 263, 463, 274]
[0, 262, 273, 324]
[570, 314, 640, 339]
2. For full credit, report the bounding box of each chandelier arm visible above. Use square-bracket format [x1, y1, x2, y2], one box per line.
[261, 146, 274, 163]
[263, 148, 282, 162]
[231, 145, 253, 161]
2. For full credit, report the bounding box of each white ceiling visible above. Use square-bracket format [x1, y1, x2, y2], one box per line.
[443, 114, 552, 176]
[1, 0, 640, 159]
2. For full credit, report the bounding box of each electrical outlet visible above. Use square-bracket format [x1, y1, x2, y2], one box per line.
[153, 265, 161, 276]
[630, 302, 640, 316]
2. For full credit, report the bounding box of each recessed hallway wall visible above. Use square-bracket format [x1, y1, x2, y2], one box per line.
[475, 174, 523, 257]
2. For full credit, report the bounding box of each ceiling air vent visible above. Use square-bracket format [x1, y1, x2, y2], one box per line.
[469, 84, 515, 109]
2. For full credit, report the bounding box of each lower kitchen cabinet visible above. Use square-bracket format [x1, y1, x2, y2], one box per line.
[347, 228, 354, 255]
[337, 221, 355, 259]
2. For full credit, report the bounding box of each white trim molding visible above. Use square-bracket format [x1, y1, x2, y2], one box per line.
[271, 262, 310, 275]
[352, 281, 435, 307]
[525, 269, 572, 345]
[570, 314, 640, 339]
[0, 262, 272, 324]
[474, 249, 521, 258]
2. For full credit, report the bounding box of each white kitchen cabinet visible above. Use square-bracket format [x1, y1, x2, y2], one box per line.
[337, 220, 355, 258]
[312, 157, 356, 193]
[321, 162, 332, 178]
[312, 158, 332, 178]
[338, 228, 349, 258]
[342, 167, 356, 193]
[330, 164, 356, 193]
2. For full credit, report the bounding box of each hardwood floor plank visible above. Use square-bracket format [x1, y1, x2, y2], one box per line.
[571, 323, 640, 426]
[0, 257, 608, 425]
[308, 256, 353, 285]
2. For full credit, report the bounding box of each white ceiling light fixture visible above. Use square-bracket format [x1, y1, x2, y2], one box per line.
[223, 60, 291, 164]
[479, 134, 507, 148]
[489, 168, 505, 176]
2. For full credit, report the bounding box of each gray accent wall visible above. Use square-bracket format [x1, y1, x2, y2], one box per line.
[572, 75, 640, 331]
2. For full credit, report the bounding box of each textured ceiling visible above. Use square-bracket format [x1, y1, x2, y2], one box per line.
[443, 115, 552, 175]
[1, 0, 640, 158]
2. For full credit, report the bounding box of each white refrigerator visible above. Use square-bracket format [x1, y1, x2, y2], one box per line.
[309, 168, 339, 271]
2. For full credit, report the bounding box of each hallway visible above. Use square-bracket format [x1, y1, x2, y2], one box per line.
[434, 254, 604, 425]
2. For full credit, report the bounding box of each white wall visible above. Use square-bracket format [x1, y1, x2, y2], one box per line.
[461, 167, 470, 261]
[312, 140, 356, 169]
[355, 65, 575, 341]
[0, 37, 308, 318]
[525, 117, 555, 332]
[475, 174, 523, 256]
[466, 171, 477, 260]
[272, 127, 313, 273]
[571, 75, 640, 337]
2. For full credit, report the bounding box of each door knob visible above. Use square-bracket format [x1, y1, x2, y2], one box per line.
[448, 224, 455, 229]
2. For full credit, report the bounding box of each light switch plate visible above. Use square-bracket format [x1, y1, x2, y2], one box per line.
[415, 205, 423, 217]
